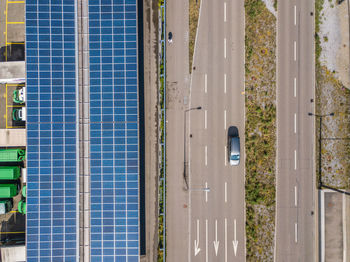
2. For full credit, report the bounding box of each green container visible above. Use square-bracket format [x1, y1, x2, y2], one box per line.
[0, 184, 18, 198]
[0, 200, 12, 215]
[0, 166, 21, 180]
[0, 149, 26, 162]
[18, 200, 26, 215]
[22, 185, 26, 198]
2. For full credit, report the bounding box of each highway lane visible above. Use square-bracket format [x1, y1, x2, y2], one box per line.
[276, 0, 316, 261]
[188, 0, 245, 261]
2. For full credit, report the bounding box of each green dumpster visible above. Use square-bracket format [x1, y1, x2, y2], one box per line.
[0, 149, 26, 162]
[0, 166, 21, 180]
[18, 200, 26, 215]
[0, 200, 12, 215]
[0, 184, 18, 198]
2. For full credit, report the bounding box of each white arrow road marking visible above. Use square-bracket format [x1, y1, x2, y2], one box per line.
[232, 219, 238, 256]
[225, 218, 227, 262]
[194, 219, 201, 256]
[204, 74, 207, 93]
[225, 182, 227, 203]
[213, 219, 220, 256]
[206, 219, 208, 262]
[205, 182, 208, 203]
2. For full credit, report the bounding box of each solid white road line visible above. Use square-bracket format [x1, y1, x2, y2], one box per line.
[294, 186, 298, 207]
[204, 74, 207, 93]
[294, 5, 297, 25]
[224, 74, 227, 94]
[294, 41, 297, 61]
[294, 150, 297, 170]
[225, 218, 227, 262]
[205, 110, 207, 129]
[294, 77, 297, 97]
[224, 146, 227, 166]
[224, 110, 227, 130]
[224, 2, 227, 22]
[225, 182, 227, 203]
[294, 113, 297, 134]
[205, 182, 208, 202]
[224, 38, 227, 59]
[295, 223, 298, 243]
[205, 146, 208, 166]
[206, 219, 208, 262]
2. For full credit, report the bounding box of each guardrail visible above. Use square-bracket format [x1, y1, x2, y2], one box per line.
[158, 0, 166, 261]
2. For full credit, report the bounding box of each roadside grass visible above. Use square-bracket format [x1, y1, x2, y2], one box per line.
[245, 0, 276, 261]
[189, 0, 200, 73]
[315, 0, 350, 188]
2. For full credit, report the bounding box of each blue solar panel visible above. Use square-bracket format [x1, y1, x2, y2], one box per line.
[26, 0, 78, 261]
[88, 0, 139, 261]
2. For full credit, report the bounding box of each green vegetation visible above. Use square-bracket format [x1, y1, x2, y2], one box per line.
[158, 1, 166, 261]
[245, 0, 276, 260]
[189, 0, 200, 73]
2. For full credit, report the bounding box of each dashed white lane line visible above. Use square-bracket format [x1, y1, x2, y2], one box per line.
[295, 223, 298, 243]
[205, 146, 208, 166]
[224, 74, 227, 94]
[205, 110, 207, 129]
[294, 41, 297, 61]
[224, 146, 227, 166]
[206, 219, 208, 262]
[294, 150, 297, 170]
[294, 113, 297, 134]
[225, 218, 227, 262]
[294, 5, 297, 25]
[294, 186, 298, 207]
[294, 77, 297, 97]
[224, 110, 227, 130]
[205, 182, 208, 202]
[224, 2, 227, 22]
[225, 182, 227, 203]
[205, 73, 207, 93]
[224, 38, 227, 59]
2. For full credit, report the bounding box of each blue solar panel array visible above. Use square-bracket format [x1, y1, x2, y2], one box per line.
[88, 0, 139, 261]
[25, 0, 78, 261]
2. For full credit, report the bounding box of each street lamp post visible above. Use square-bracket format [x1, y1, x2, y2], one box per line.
[308, 112, 334, 188]
[184, 106, 202, 190]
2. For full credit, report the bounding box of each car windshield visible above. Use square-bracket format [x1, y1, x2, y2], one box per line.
[230, 154, 240, 161]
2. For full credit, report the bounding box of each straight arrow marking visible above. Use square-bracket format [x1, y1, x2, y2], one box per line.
[232, 219, 238, 256]
[194, 219, 201, 256]
[213, 219, 220, 256]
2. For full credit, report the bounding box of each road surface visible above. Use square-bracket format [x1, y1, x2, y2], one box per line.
[276, 0, 316, 261]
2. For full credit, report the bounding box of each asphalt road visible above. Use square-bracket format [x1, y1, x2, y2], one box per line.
[187, 0, 245, 261]
[275, 0, 316, 261]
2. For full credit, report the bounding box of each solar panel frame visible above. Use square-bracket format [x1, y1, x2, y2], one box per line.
[88, 0, 140, 261]
[25, 0, 80, 261]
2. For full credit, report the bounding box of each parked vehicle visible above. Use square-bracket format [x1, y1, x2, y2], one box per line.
[0, 166, 21, 180]
[12, 86, 25, 104]
[0, 184, 18, 198]
[0, 149, 26, 162]
[227, 126, 240, 166]
[12, 107, 26, 121]
[0, 199, 12, 215]
[21, 185, 26, 198]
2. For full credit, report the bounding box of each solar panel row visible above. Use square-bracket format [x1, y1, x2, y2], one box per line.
[26, 0, 78, 261]
[88, 0, 139, 261]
